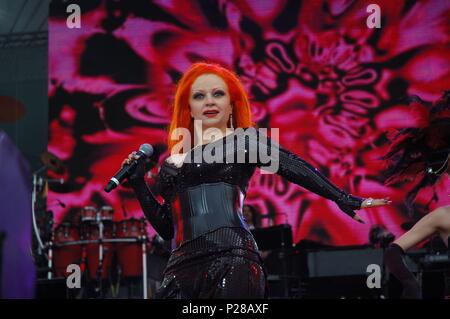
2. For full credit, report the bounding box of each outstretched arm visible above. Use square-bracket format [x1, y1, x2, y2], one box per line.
[276, 146, 364, 220]
[394, 207, 446, 251]
[241, 128, 389, 222]
[384, 201, 448, 299]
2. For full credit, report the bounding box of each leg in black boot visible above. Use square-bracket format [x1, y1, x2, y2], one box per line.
[384, 243, 422, 299]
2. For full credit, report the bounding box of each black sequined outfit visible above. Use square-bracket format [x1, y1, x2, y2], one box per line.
[131, 128, 363, 299]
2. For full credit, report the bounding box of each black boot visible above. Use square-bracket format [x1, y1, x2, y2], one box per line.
[447, 235, 449, 258]
[445, 236, 450, 299]
[384, 243, 422, 299]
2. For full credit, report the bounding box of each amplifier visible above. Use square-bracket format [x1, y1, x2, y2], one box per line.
[306, 247, 419, 277]
[36, 278, 69, 299]
[251, 224, 293, 251]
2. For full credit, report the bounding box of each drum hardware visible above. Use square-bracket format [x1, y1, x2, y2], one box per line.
[32, 151, 67, 279]
[79, 205, 114, 297]
[32, 168, 48, 256]
[46, 206, 149, 299]
[31, 160, 150, 299]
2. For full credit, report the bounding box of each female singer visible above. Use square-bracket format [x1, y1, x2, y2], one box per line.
[123, 62, 390, 298]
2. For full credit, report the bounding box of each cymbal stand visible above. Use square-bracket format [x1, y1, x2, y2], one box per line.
[95, 210, 105, 298]
[31, 167, 53, 279]
[140, 220, 148, 299]
[31, 169, 46, 254]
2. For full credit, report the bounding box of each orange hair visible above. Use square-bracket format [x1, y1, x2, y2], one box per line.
[167, 62, 254, 152]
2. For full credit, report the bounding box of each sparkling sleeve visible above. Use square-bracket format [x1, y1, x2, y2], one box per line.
[130, 163, 175, 240]
[242, 128, 364, 219]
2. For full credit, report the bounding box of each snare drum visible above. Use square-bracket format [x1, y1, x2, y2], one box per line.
[115, 218, 147, 277]
[52, 223, 82, 278]
[81, 206, 97, 223]
[99, 205, 114, 222]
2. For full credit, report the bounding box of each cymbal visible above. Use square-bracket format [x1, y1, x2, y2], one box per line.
[40, 151, 66, 174]
[0, 96, 26, 123]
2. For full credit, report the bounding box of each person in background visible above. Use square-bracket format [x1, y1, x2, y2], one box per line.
[382, 92, 450, 298]
[243, 204, 261, 230]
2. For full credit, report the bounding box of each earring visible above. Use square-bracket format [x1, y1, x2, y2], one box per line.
[229, 113, 234, 129]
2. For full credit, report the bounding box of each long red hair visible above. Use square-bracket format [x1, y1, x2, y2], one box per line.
[167, 62, 253, 152]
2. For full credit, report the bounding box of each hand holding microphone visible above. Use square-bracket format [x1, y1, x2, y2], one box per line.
[104, 143, 154, 193]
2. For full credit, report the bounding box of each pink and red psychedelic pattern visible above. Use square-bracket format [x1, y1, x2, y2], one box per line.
[48, 0, 450, 246]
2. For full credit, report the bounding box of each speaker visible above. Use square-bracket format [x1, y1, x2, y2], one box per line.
[36, 278, 68, 299]
[251, 224, 293, 250]
[307, 247, 385, 278]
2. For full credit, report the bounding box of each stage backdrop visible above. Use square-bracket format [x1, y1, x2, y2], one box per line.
[48, 0, 450, 246]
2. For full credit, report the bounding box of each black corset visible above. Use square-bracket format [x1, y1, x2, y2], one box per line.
[174, 182, 248, 244]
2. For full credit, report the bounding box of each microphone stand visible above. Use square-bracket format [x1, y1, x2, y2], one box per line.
[141, 224, 148, 299]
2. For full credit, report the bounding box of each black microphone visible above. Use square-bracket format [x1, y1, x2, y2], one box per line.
[104, 143, 153, 193]
[56, 199, 66, 208]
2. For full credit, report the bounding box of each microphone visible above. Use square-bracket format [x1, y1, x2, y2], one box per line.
[56, 199, 66, 208]
[104, 143, 154, 193]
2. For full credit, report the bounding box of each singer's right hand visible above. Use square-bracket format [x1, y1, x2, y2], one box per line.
[121, 151, 140, 167]
[122, 151, 145, 185]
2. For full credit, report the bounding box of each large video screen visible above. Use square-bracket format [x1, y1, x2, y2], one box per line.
[48, 0, 450, 246]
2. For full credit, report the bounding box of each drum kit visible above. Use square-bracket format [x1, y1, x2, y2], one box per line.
[48, 206, 149, 298]
[32, 151, 155, 298]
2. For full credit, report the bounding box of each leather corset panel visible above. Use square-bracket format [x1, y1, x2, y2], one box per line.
[173, 182, 248, 244]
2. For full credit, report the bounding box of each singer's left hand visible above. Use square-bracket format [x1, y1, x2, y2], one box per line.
[361, 197, 392, 208]
[347, 198, 391, 224]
